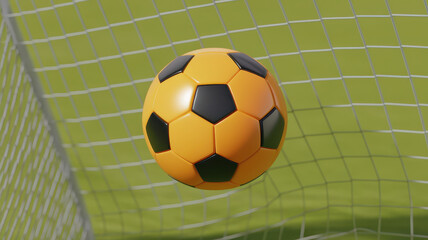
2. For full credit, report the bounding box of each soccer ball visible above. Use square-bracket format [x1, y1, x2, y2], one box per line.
[142, 48, 287, 190]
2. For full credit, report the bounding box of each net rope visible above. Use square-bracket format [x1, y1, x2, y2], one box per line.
[0, 4, 92, 239]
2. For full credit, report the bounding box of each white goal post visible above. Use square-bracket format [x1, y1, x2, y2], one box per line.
[1, 0, 428, 239]
[0, 1, 93, 239]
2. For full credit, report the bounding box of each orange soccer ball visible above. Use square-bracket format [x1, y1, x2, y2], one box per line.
[142, 48, 287, 190]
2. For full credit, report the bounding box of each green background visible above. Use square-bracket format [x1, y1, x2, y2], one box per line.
[8, 0, 428, 239]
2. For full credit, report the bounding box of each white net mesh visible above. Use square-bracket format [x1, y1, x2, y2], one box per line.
[0, 3, 92, 239]
[2, 0, 428, 239]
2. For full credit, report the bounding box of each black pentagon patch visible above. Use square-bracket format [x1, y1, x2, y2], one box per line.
[195, 154, 238, 182]
[146, 112, 170, 153]
[228, 52, 267, 78]
[192, 85, 236, 124]
[260, 108, 285, 149]
[158, 55, 194, 82]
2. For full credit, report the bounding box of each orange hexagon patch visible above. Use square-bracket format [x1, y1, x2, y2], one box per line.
[156, 150, 203, 186]
[215, 111, 260, 163]
[153, 74, 197, 123]
[231, 148, 278, 185]
[169, 112, 215, 164]
[229, 71, 274, 120]
[184, 52, 239, 85]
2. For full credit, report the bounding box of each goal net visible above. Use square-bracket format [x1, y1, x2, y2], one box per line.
[1, 0, 428, 239]
[0, 2, 93, 239]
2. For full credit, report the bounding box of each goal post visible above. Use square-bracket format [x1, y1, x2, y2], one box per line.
[0, 1, 93, 239]
[2, 0, 428, 239]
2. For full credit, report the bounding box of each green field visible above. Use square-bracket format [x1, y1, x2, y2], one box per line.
[5, 0, 428, 239]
